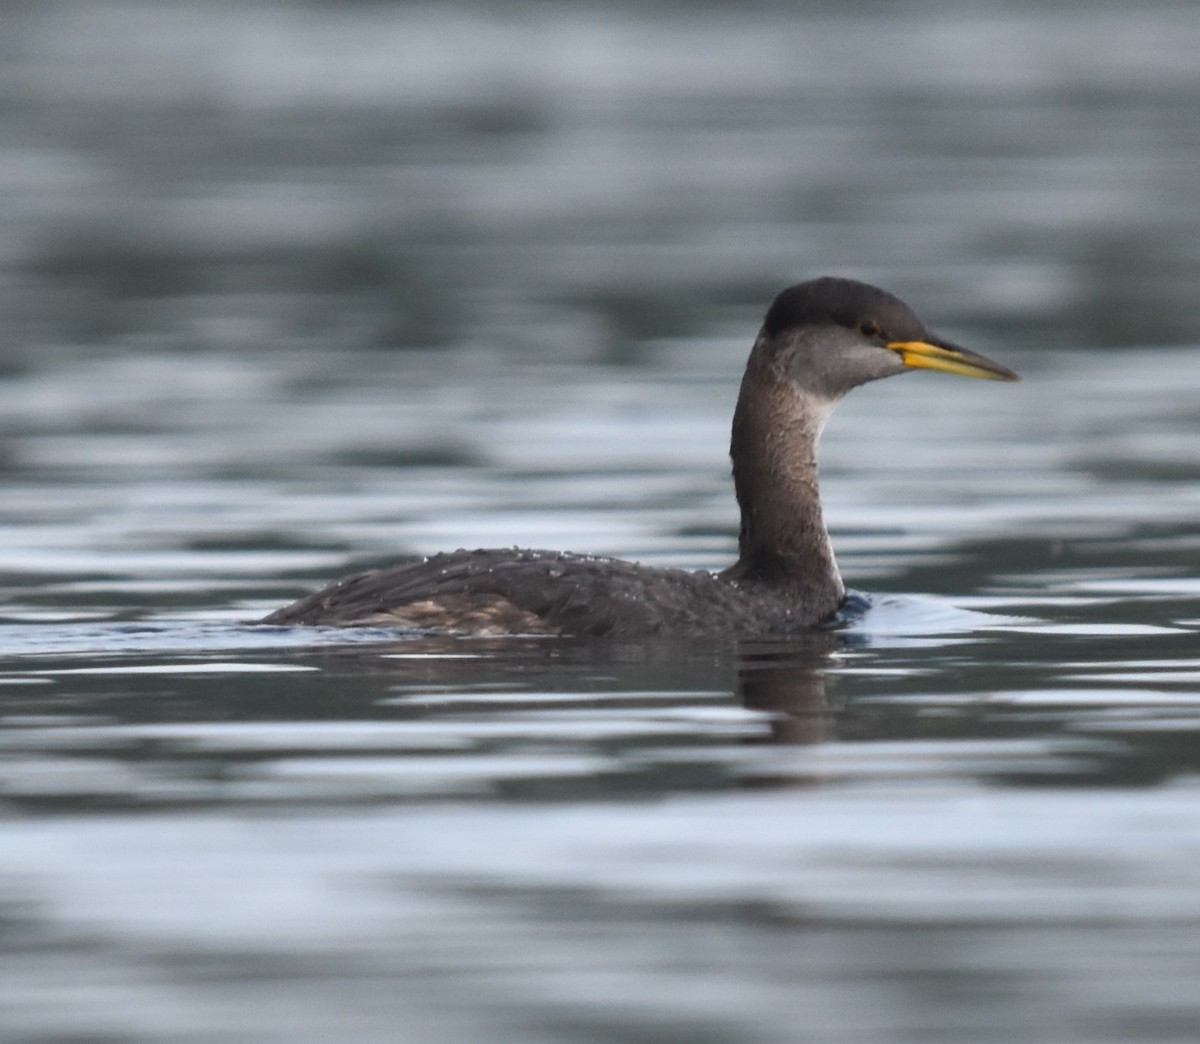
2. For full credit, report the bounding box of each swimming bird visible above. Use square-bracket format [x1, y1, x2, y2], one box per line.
[262, 277, 1018, 638]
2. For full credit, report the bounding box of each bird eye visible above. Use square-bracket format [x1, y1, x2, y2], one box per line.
[859, 319, 882, 338]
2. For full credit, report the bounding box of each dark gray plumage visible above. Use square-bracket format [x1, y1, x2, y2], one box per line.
[262, 548, 811, 639]
[261, 277, 1018, 638]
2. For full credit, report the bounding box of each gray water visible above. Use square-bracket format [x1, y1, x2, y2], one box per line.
[3, 2, 1200, 1042]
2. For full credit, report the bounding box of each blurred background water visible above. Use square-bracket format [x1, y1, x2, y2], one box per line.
[2, 1, 1200, 1042]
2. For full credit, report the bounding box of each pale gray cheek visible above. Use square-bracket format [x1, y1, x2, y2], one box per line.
[820, 350, 903, 395]
[854, 348, 908, 385]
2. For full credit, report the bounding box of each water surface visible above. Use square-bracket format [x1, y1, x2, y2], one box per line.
[2, 2, 1200, 1042]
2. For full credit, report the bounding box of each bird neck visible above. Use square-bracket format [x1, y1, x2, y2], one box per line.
[723, 367, 845, 612]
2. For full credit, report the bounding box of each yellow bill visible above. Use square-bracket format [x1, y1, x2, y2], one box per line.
[888, 339, 1020, 382]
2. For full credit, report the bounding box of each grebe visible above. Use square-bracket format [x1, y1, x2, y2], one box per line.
[262, 277, 1018, 638]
